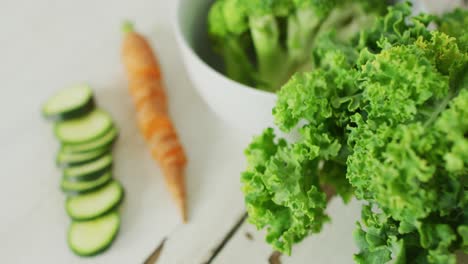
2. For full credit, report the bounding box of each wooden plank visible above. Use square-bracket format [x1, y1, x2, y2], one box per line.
[212, 199, 362, 264]
[209, 219, 273, 264]
[154, 130, 253, 263]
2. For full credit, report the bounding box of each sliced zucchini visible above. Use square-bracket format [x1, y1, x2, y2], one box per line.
[54, 109, 113, 144]
[68, 211, 120, 256]
[61, 128, 118, 153]
[57, 147, 109, 168]
[66, 180, 124, 220]
[42, 84, 95, 121]
[61, 171, 112, 196]
[63, 154, 113, 182]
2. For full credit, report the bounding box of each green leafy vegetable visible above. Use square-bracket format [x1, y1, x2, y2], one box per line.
[241, 3, 468, 263]
[437, 8, 468, 52]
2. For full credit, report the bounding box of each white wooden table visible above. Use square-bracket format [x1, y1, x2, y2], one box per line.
[0, 1, 462, 264]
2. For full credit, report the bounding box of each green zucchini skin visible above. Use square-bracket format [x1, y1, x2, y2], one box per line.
[67, 211, 120, 257]
[43, 98, 95, 122]
[43, 85, 126, 257]
[63, 165, 112, 182]
[42, 84, 95, 121]
[62, 183, 109, 196]
[61, 172, 113, 196]
[61, 128, 118, 154]
[66, 180, 124, 221]
[66, 190, 124, 221]
[63, 154, 113, 182]
[54, 109, 113, 145]
[56, 147, 110, 168]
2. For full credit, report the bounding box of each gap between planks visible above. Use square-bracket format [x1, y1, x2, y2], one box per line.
[144, 238, 167, 264]
[202, 212, 248, 264]
[144, 213, 248, 264]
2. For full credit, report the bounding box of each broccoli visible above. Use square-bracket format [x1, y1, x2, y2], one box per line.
[208, 0, 388, 91]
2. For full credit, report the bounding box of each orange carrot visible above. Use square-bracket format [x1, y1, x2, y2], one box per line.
[121, 22, 188, 222]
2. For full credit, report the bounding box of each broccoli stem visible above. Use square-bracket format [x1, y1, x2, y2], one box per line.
[320, 4, 371, 42]
[249, 15, 290, 91]
[223, 38, 257, 87]
[287, 9, 323, 63]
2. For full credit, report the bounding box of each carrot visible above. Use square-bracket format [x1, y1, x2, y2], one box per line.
[121, 22, 188, 222]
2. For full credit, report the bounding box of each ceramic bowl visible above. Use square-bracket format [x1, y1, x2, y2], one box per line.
[174, 0, 277, 135]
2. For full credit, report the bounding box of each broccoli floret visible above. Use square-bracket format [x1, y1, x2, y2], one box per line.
[208, 0, 388, 91]
[208, 0, 257, 87]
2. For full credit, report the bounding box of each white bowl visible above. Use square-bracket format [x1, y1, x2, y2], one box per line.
[174, 0, 277, 135]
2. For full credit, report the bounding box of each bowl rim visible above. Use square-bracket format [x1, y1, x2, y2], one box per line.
[173, 0, 276, 99]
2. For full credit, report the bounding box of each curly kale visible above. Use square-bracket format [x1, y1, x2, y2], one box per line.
[241, 2, 468, 263]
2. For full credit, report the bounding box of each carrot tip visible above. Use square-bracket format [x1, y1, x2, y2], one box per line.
[122, 20, 134, 34]
[181, 206, 188, 224]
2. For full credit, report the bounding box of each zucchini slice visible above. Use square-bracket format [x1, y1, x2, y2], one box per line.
[54, 109, 113, 144]
[66, 180, 124, 220]
[57, 147, 109, 168]
[42, 84, 95, 121]
[63, 154, 113, 182]
[61, 171, 112, 196]
[61, 128, 118, 153]
[68, 211, 120, 256]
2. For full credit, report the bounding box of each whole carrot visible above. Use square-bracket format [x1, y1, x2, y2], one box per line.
[121, 22, 188, 222]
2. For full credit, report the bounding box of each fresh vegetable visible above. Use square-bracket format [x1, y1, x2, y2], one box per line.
[42, 84, 95, 121]
[57, 147, 109, 168]
[61, 127, 118, 153]
[54, 109, 113, 144]
[121, 22, 188, 222]
[63, 154, 113, 182]
[241, 3, 468, 263]
[42, 86, 125, 256]
[207, 0, 389, 91]
[61, 171, 113, 195]
[68, 211, 120, 257]
[66, 180, 124, 221]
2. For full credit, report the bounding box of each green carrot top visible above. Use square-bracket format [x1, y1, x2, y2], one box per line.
[122, 21, 134, 34]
